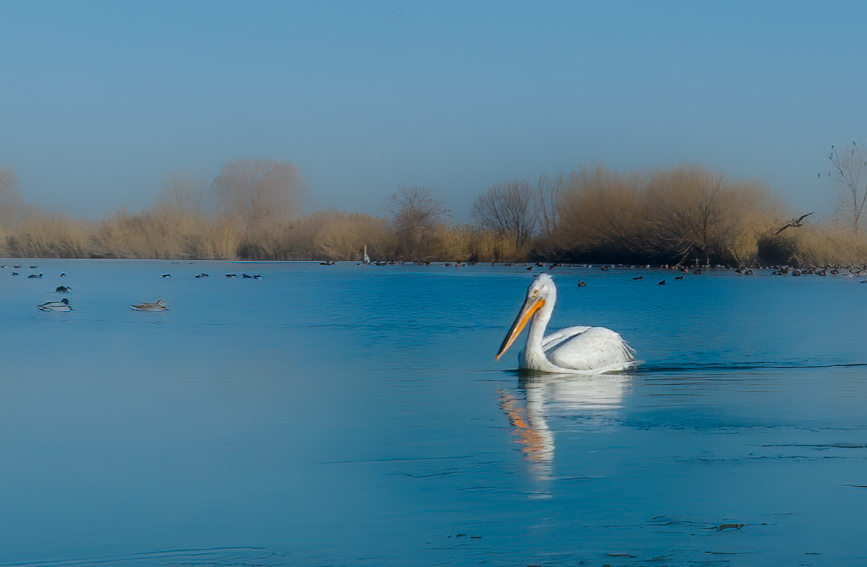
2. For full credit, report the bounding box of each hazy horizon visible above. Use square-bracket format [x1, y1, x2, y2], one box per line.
[2, 1, 866, 222]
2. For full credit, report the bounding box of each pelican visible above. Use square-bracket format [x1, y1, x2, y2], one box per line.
[131, 299, 168, 312]
[496, 274, 635, 373]
[38, 298, 72, 312]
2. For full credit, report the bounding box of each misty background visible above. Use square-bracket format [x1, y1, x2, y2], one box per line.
[2, 1, 866, 223]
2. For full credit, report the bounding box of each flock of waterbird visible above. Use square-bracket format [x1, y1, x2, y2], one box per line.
[1, 264, 264, 313]
[7, 259, 865, 374]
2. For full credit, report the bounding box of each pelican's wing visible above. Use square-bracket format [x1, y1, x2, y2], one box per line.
[544, 326, 635, 372]
[541, 325, 592, 350]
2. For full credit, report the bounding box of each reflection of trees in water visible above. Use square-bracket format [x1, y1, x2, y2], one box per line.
[500, 373, 632, 481]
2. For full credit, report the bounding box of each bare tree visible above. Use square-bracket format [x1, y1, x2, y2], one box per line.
[158, 173, 206, 220]
[828, 141, 867, 233]
[386, 186, 449, 259]
[533, 173, 567, 254]
[211, 159, 304, 233]
[472, 179, 536, 247]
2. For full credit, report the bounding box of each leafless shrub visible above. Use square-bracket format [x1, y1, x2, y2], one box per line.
[555, 165, 646, 259]
[472, 180, 536, 247]
[533, 173, 567, 257]
[386, 186, 450, 260]
[158, 173, 207, 221]
[536, 165, 780, 265]
[211, 159, 305, 235]
[642, 166, 779, 265]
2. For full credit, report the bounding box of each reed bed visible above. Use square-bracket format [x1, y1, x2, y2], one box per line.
[1, 165, 865, 267]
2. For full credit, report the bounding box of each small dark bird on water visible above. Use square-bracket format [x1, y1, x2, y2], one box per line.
[658, 280, 666, 285]
[55, 285, 72, 293]
[577, 280, 587, 287]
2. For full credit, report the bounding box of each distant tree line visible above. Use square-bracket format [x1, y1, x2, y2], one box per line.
[1, 150, 867, 266]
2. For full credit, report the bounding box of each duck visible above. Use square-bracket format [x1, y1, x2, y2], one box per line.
[38, 298, 72, 312]
[130, 299, 169, 312]
[55, 285, 72, 293]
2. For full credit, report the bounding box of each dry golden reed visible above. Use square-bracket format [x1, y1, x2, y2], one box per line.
[1, 164, 865, 266]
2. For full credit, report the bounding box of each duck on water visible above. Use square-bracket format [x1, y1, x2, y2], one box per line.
[38, 298, 72, 312]
[131, 299, 168, 312]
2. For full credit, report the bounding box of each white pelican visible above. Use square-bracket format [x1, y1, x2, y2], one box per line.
[496, 274, 635, 373]
[131, 299, 168, 312]
[38, 298, 72, 312]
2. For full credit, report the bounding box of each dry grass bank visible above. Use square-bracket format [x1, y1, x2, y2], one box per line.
[1, 164, 866, 266]
[759, 224, 867, 267]
[548, 165, 783, 266]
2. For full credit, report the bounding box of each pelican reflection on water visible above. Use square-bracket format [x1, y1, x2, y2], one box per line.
[500, 372, 632, 481]
[496, 273, 635, 373]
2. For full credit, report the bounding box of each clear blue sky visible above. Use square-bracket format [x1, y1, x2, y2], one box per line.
[1, 0, 866, 221]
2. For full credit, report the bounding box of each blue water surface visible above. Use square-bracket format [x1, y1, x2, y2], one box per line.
[1, 260, 866, 566]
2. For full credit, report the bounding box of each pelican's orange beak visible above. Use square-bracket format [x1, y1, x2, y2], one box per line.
[495, 297, 545, 360]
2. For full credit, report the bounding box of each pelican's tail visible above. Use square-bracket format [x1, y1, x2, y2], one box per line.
[621, 338, 636, 362]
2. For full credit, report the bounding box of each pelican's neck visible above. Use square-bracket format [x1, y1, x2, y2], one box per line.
[525, 294, 555, 358]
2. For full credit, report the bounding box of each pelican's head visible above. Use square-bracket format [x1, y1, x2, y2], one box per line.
[496, 274, 556, 360]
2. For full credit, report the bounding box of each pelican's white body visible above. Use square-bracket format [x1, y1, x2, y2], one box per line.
[498, 274, 635, 373]
[521, 323, 634, 373]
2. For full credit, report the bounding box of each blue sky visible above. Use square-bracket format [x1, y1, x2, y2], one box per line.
[1, 0, 866, 221]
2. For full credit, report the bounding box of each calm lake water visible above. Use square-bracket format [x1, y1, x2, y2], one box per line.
[1, 260, 866, 566]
